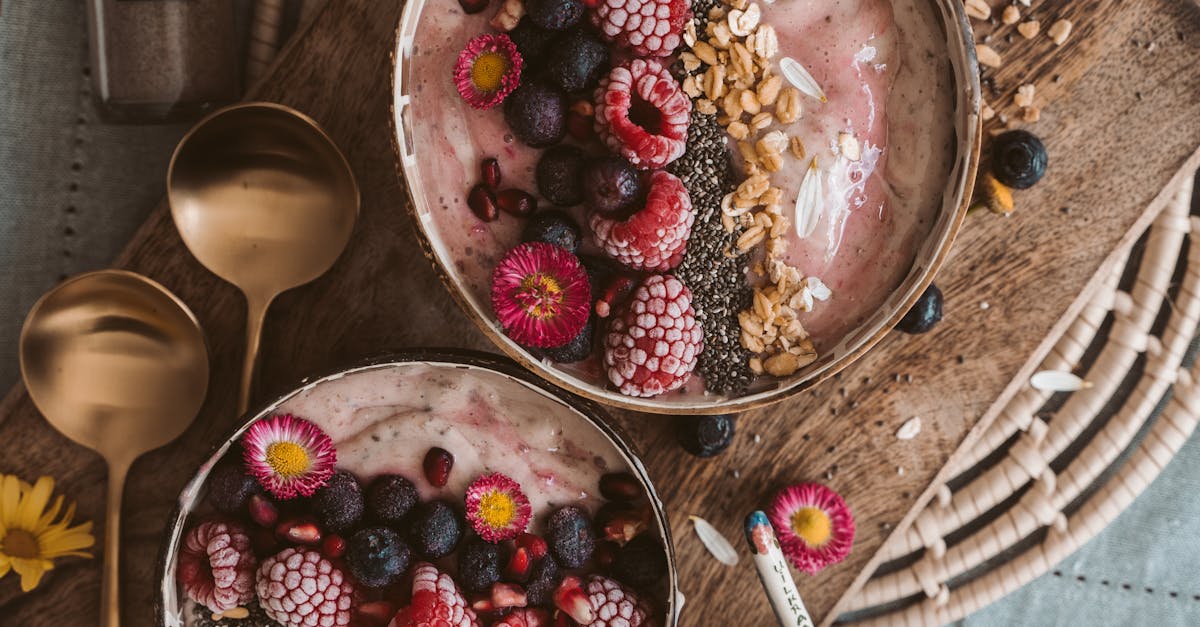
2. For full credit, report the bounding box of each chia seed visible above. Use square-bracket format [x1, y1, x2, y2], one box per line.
[669, 109, 754, 395]
[189, 601, 280, 627]
[691, 0, 721, 32]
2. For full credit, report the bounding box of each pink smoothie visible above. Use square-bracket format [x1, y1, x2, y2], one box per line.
[759, 0, 956, 351]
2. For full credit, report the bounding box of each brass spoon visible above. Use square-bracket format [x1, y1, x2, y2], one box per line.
[167, 102, 359, 415]
[19, 270, 209, 627]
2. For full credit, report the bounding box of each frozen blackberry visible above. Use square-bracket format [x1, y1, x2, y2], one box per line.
[536, 145, 587, 206]
[521, 210, 581, 253]
[546, 506, 594, 568]
[582, 156, 643, 215]
[458, 536, 503, 593]
[312, 469, 364, 532]
[504, 82, 567, 147]
[526, 0, 584, 30]
[206, 458, 260, 515]
[365, 474, 419, 525]
[897, 283, 943, 334]
[509, 18, 557, 67]
[524, 556, 561, 607]
[408, 499, 464, 560]
[543, 318, 594, 363]
[345, 527, 411, 588]
[611, 535, 667, 588]
[545, 28, 608, 93]
[677, 414, 735, 458]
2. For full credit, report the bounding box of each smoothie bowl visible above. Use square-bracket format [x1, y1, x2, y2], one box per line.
[391, 0, 980, 413]
[157, 351, 678, 626]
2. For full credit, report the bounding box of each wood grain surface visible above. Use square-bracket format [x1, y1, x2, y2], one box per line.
[1, 1, 1199, 625]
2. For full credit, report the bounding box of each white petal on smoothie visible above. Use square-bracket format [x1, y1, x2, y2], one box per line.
[805, 277, 832, 301]
[793, 158, 824, 238]
[779, 56, 827, 102]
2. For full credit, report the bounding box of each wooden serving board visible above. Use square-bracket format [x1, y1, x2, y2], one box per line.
[2, 1, 1200, 625]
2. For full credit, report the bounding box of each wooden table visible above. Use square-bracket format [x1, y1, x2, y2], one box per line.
[2, 1, 1199, 625]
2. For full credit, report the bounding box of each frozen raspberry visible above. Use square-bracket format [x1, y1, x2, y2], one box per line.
[603, 275, 702, 397]
[389, 562, 479, 627]
[178, 520, 257, 614]
[581, 575, 654, 627]
[593, 60, 690, 169]
[590, 170, 693, 272]
[592, 0, 690, 57]
[494, 608, 552, 627]
[256, 547, 354, 627]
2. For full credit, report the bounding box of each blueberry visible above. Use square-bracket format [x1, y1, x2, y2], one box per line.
[526, 0, 583, 30]
[521, 210, 581, 253]
[990, 129, 1047, 190]
[345, 527, 411, 588]
[537, 145, 587, 206]
[543, 318, 594, 363]
[408, 500, 463, 559]
[524, 556, 562, 607]
[206, 458, 260, 515]
[508, 18, 557, 68]
[611, 535, 667, 588]
[504, 82, 567, 148]
[546, 506, 594, 568]
[896, 283, 943, 334]
[676, 414, 736, 458]
[365, 474, 419, 525]
[545, 28, 608, 93]
[458, 537, 503, 593]
[582, 156, 642, 215]
[312, 470, 364, 532]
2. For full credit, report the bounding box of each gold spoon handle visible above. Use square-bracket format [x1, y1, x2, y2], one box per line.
[238, 294, 272, 416]
[101, 459, 130, 627]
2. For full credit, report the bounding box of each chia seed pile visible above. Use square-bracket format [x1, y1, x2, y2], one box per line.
[669, 109, 755, 395]
[190, 601, 279, 627]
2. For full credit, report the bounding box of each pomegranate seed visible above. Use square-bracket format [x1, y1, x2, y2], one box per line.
[599, 472, 642, 502]
[553, 610, 572, 627]
[506, 547, 532, 582]
[468, 184, 499, 222]
[481, 157, 502, 190]
[514, 532, 548, 561]
[356, 601, 396, 626]
[458, 0, 490, 14]
[553, 576, 594, 624]
[566, 110, 595, 142]
[276, 517, 323, 545]
[595, 275, 637, 318]
[470, 595, 496, 612]
[423, 447, 454, 487]
[322, 533, 346, 558]
[491, 582, 529, 608]
[495, 189, 537, 218]
[247, 494, 279, 527]
[595, 503, 650, 546]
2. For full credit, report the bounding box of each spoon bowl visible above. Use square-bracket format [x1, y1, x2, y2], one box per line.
[20, 270, 209, 626]
[168, 102, 358, 414]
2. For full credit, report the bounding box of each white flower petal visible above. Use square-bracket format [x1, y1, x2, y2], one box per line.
[805, 277, 831, 301]
[689, 515, 739, 566]
[793, 158, 823, 238]
[780, 56, 827, 102]
[1030, 370, 1091, 392]
[896, 416, 922, 440]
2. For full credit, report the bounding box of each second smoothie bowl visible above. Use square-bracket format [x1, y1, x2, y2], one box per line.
[391, 0, 981, 413]
[157, 351, 678, 626]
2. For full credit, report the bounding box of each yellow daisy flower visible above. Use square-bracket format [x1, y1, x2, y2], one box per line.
[0, 474, 94, 592]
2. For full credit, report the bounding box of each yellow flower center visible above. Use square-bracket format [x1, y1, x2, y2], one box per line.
[477, 491, 517, 529]
[516, 273, 564, 320]
[266, 441, 311, 478]
[2, 528, 40, 559]
[790, 506, 832, 548]
[471, 52, 509, 93]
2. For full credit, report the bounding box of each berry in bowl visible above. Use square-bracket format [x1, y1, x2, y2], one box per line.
[390, 0, 981, 413]
[157, 351, 678, 626]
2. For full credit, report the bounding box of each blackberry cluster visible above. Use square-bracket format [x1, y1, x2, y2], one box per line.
[669, 110, 754, 395]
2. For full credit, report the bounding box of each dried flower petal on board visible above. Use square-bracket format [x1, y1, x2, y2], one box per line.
[1030, 370, 1091, 392]
[689, 515, 739, 566]
[895, 416, 921, 440]
[779, 57, 827, 102]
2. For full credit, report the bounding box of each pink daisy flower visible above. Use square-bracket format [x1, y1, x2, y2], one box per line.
[767, 482, 855, 575]
[491, 242, 592, 348]
[464, 473, 532, 542]
[454, 33, 523, 109]
[242, 414, 336, 500]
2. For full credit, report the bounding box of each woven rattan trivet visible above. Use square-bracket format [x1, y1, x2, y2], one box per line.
[838, 172, 1200, 625]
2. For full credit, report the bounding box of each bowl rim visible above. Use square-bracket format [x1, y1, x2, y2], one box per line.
[387, 0, 982, 415]
[154, 348, 680, 626]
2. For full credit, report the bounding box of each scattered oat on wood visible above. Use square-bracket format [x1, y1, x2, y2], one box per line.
[976, 44, 1002, 68]
[1017, 20, 1040, 40]
[1048, 19, 1074, 46]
